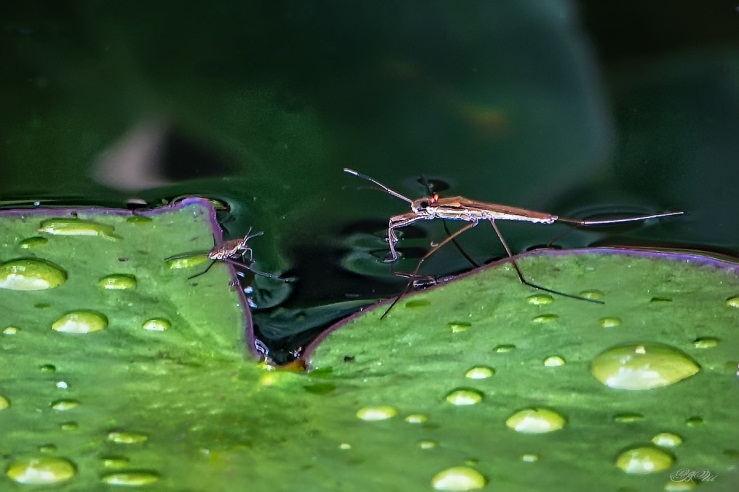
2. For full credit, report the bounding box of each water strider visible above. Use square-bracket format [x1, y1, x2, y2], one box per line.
[344, 168, 684, 318]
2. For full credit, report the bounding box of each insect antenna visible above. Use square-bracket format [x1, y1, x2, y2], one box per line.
[344, 168, 414, 204]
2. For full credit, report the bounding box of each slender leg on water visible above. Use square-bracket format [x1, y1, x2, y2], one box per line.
[188, 260, 216, 280]
[488, 220, 604, 304]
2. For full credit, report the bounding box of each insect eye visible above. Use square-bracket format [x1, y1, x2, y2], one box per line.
[419, 200, 429, 208]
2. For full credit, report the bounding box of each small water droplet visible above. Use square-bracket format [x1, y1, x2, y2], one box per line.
[506, 407, 566, 433]
[102, 456, 130, 469]
[6, 457, 76, 484]
[599, 317, 621, 328]
[724, 295, 738, 308]
[527, 294, 554, 305]
[649, 296, 672, 303]
[0, 259, 67, 290]
[166, 254, 208, 269]
[448, 321, 472, 333]
[431, 466, 486, 491]
[521, 453, 539, 463]
[55, 381, 69, 389]
[465, 366, 495, 379]
[99, 274, 137, 290]
[543, 355, 566, 367]
[107, 431, 149, 444]
[591, 342, 700, 390]
[532, 314, 558, 324]
[51, 399, 80, 411]
[142, 318, 170, 332]
[338, 443, 352, 450]
[3, 326, 20, 335]
[60, 421, 78, 431]
[613, 413, 644, 423]
[40, 364, 56, 372]
[38, 444, 57, 453]
[615, 445, 674, 474]
[356, 406, 397, 421]
[52, 310, 108, 334]
[405, 299, 430, 309]
[685, 416, 703, 427]
[692, 337, 719, 349]
[101, 471, 160, 486]
[39, 218, 120, 239]
[18, 236, 49, 249]
[493, 344, 516, 353]
[405, 414, 429, 424]
[651, 432, 683, 447]
[579, 290, 604, 301]
[445, 388, 484, 406]
[418, 440, 438, 449]
[0, 395, 9, 409]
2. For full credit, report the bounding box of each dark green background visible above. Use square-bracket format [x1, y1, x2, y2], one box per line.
[2, 1, 738, 336]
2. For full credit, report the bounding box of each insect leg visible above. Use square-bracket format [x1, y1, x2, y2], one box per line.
[488, 219, 604, 304]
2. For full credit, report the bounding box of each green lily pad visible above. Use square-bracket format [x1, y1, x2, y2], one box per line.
[2, 206, 737, 492]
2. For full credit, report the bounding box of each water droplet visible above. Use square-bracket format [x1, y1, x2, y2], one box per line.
[506, 407, 566, 433]
[543, 356, 566, 367]
[590, 342, 700, 390]
[685, 416, 703, 427]
[60, 421, 78, 431]
[0, 395, 9, 409]
[18, 236, 48, 249]
[52, 310, 108, 334]
[405, 299, 430, 309]
[0, 259, 67, 290]
[599, 317, 621, 328]
[102, 456, 130, 469]
[6, 457, 76, 484]
[3, 326, 20, 335]
[465, 366, 495, 379]
[527, 294, 554, 305]
[531, 314, 558, 324]
[356, 406, 397, 421]
[493, 344, 516, 353]
[692, 337, 719, 349]
[338, 443, 352, 450]
[166, 254, 208, 269]
[418, 440, 438, 449]
[38, 444, 57, 453]
[40, 364, 56, 372]
[649, 296, 672, 303]
[405, 414, 429, 424]
[724, 295, 738, 308]
[613, 413, 644, 423]
[142, 318, 170, 332]
[99, 274, 137, 290]
[615, 445, 674, 474]
[579, 290, 604, 301]
[101, 471, 160, 486]
[431, 466, 486, 491]
[448, 321, 472, 333]
[652, 432, 683, 447]
[521, 453, 539, 463]
[51, 399, 80, 411]
[445, 388, 483, 406]
[39, 218, 120, 239]
[107, 431, 149, 444]
[55, 381, 69, 389]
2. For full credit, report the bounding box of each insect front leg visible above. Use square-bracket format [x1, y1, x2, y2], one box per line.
[385, 213, 426, 263]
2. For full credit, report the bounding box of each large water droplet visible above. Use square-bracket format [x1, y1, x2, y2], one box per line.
[615, 445, 674, 474]
[3, 326, 20, 335]
[101, 471, 160, 486]
[506, 407, 566, 433]
[448, 321, 472, 333]
[651, 432, 683, 447]
[431, 466, 486, 491]
[579, 290, 604, 301]
[591, 343, 700, 390]
[39, 218, 120, 239]
[532, 314, 558, 324]
[543, 355, 566, 367]
[166, 254, 208, 269]
[6, 457, 76, 484]
[99, 274, 137, 290]
[51, 399, 80, 411]
[465, 366, 495, 379]
[356, 406, 397, 421]
[726, 295, 739, 308]
[0, 259, 67, 290]
[18, 236, 49, 249]
[692, 337, 719, 349]
[142, 318, 171, 332]
[527, 294, 554, 305]
[0, 395, 9, 409]
[599, 317, 621, 328]
[445, 388, 484, 406]
[52, 310, 108, 334]
[107, 431, 149, 444]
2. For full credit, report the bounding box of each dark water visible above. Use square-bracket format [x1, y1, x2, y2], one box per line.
[3, 1, 738, 361]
